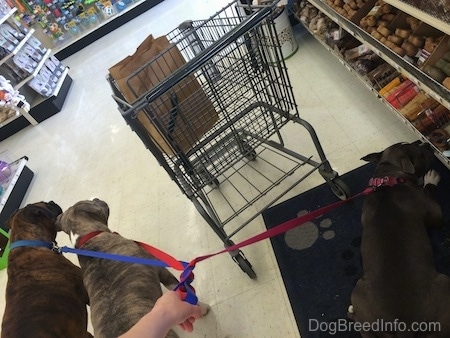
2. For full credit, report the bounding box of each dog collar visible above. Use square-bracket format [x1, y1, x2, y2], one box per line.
[10, 240, 61, 253]
[368, 176, 406, 189]
[76, 230, 104, 248]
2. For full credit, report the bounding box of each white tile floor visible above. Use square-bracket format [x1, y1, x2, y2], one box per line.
[0, 0, 420, 337]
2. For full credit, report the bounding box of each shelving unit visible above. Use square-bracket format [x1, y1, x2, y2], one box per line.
[0, 6, 72, 141]
[33, 0, 165, 60]
[294, 0, 450, 166]
[383, 0, 450, 35]
[0, 155, 34, 231]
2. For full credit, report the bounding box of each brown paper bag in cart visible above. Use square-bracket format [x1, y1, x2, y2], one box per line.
[109, 35, 219, 156]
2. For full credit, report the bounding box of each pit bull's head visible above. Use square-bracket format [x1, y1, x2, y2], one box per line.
[55, 198, 110, 245]
[361, 142, 435, 179]
[6, 201, 63, 242]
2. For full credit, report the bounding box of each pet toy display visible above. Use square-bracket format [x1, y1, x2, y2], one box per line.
[11, 0, 134, 46]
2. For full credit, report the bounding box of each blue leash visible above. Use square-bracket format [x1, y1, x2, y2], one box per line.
[9, 240, 197, 304]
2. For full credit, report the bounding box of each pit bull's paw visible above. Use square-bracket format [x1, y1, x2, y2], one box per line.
[198, 302, 211, 316]
[424, 170, 440, 187]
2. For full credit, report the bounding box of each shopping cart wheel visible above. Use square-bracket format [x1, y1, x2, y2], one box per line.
[233, 251, 257, 279]
[196, 166, 220, 188]
[327, 177, 351, 200]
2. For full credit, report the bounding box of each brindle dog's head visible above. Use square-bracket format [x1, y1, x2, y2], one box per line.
[361, 142, 435, 179]
[6, 201, 63, 243]
[56, 198, 110, 244]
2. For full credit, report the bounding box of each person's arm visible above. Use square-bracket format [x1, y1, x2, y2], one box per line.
[119, 291, 203, 338]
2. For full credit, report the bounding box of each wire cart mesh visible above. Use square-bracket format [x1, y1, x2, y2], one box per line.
[107, 0, 350, 279]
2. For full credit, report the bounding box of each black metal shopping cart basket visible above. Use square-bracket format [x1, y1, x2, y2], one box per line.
[107, 0, 350, 279]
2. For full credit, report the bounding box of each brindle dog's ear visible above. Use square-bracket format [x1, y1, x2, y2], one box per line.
[25, 203, 59, 220]
[3, 209, 18, 230]
[361, 152, 383, 163]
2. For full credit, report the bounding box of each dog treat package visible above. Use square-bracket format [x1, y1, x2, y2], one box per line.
[109, 35, 218, 156]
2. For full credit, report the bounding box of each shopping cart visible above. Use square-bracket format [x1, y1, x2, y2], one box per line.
[107, 0, 350, 279]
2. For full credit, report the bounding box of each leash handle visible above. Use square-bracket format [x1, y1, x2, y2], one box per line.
[173, 266, 198, 305]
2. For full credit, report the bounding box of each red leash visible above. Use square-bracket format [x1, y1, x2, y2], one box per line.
[136, 186, 374, 304]
[186, 187, 374, 267]
[74, 185, 376, 304]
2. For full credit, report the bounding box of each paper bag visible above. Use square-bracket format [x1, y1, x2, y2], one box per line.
[109, 35, 218, 156]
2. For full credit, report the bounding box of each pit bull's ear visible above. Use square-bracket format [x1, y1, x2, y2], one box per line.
[93, 198, 110, 221]
[400, 157, 415, 174]
[361, 151, 382, 163]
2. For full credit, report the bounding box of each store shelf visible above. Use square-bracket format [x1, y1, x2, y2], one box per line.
[0, 109, 20, 127]
[0, 7, 16, 25]
[297, 0, 450, 166]
[13, 48, 51, 90]
[306, 0, 450, 111]
[0, 7, 71, 140]
[0, 28, 35, 67]
[0, 156, 34, 231]
[54, 0, 164, 59]
[383, 0, 450, 36]
[298, 19, 434, 152]
[0, 105, 37, 127]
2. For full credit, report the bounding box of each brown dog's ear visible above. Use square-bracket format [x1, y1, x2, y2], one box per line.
[361, 151, 382, 163]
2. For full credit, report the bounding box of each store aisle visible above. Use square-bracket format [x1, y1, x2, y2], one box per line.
[0, 1, 419, 337]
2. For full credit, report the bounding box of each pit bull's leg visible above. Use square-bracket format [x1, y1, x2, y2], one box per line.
[423, 170, 444, 228]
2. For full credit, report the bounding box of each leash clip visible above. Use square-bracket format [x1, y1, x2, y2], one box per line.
[51, 242, 62, 254]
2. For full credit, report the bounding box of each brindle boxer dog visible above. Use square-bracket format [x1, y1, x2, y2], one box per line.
[1, 201, 92, 338]
[56, 198, 210, 338]
[348, 142, 450, 337]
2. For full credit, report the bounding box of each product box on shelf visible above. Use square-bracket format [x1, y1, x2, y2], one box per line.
[420, 35, 450, 89]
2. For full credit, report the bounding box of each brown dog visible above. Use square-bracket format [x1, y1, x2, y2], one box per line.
[348, 142, 450, 337]
[1, 201, 92, 338]
[56, 198, 210, 338]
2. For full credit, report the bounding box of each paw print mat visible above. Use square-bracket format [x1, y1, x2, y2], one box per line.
[262, 158, 450, 338]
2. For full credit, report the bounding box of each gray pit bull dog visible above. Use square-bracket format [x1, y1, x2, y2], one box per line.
[56, 198, 210, 338]
[1, 201, 92, 338]
[348, 142, 450, 337]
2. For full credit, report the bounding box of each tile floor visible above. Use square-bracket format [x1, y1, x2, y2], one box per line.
[0, 0, 420, 337]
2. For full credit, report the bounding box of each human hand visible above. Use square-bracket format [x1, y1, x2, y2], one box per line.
[154, 290, 203, 332]
[118, 290, 203, 338]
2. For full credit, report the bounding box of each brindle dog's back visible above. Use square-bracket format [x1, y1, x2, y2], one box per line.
[1, 201, 92, 338]
[80, 232, 179, 338]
